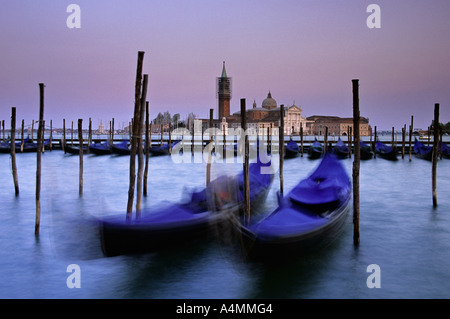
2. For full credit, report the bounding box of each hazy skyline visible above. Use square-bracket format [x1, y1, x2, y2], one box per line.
[1, 0, 449, 131]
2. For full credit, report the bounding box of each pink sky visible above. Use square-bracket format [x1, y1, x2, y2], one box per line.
[1, 0, 449, 131]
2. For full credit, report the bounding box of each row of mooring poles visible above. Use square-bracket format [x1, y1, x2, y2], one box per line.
[350, 82, 440, 245]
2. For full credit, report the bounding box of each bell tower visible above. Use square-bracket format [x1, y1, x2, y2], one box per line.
[217, 61, 231, 120]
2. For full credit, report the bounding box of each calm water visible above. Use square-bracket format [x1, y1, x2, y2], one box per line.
[1, 148, 449, 299]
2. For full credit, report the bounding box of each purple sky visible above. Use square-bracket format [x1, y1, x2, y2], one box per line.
[1, 0, 449, 131]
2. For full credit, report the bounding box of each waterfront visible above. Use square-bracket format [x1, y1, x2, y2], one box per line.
[0, 149, 449, 298]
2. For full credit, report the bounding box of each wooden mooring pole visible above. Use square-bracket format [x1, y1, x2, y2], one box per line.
[241, 99, 250, 225]
[127, 51, 144, 221]
[300, 126, 304, 157]
[62, 119, 66, 153]
[136, 74, 149, 218]
[279, 104, 285, 196]
[206, 108, 213, 186]
[373, 126, 377, 159]
[143, 101, 150, 197]
[401, 125, 406, 159]
[10, 107, 19, 196]
[409, 116, 414, 162]
[78, 119, 83, 196]
[49, 119, 52, 151]
[35, 83, 45, 235]
[352, 79, 360, 246]
[432, 103, 439, 207]
[348, 126, 352, 159]
[88, 118, 92, 154]
[20, 119, 24, 153]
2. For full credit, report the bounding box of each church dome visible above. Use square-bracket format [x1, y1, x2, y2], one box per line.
[262, 91, 277, 109]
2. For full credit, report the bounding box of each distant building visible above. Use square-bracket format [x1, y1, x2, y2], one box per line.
[217, 61, 231, 120]
[306, 115, 371, 136]
[98, 121, 105, 134]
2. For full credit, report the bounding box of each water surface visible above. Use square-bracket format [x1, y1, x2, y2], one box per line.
[0, 150, 449, 298]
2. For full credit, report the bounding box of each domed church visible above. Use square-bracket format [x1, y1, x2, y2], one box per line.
[261, 91, 277, 109]
[208, 62, 311, 136]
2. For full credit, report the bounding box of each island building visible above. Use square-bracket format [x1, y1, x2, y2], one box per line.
[199, 62, 370, 137]
[306, 115, 372, 136]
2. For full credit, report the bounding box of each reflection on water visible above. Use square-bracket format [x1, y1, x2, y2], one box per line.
[0, 150, 449, 298]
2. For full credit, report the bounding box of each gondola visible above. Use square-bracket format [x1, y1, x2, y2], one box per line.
[333, 138, 349, 159]
[240, 153, 351, 260]
[99, 157, 274, 257]
[308, 139, 323, 159]
[414, 138, 433, 161]
[376, 141, 397, 161]
[148, 140, 180, 156]
[284, 139, 299, 159]
[111, 140, 131, 155]
[440, 142, 450, 159]
[89, 141, 112, 155]
[360, 141, 374, 160]
[64, 144, 88, 155]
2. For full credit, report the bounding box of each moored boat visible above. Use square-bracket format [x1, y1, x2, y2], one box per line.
[99, 157, 274, 256]
[360, 141, 374, 160]
[376, 141, 397, 161]
[240, 153, 351, 260]
[89, 141, 112, 155]
[414, 138, 433, 161]
[284, 139, 299, 159]
[148, 140, 180, 156]
[439, 142, 450, 159]
[64, 144, 88, 155]
[307, 139, 323, 159]
[111, 140, 131, 155]
[0, 137, 50, 153]
[333, 138, 349, 159]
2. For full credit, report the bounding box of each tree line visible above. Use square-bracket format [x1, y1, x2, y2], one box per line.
[430, 121, 450, 134]
[152, 111, 197, 129]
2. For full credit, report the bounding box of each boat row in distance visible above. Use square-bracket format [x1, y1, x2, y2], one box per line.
[289, 138, 449, 161]
[306, 138, 374, 160]
[0, 137, 51, 153]
[63, 140, 182, 156]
